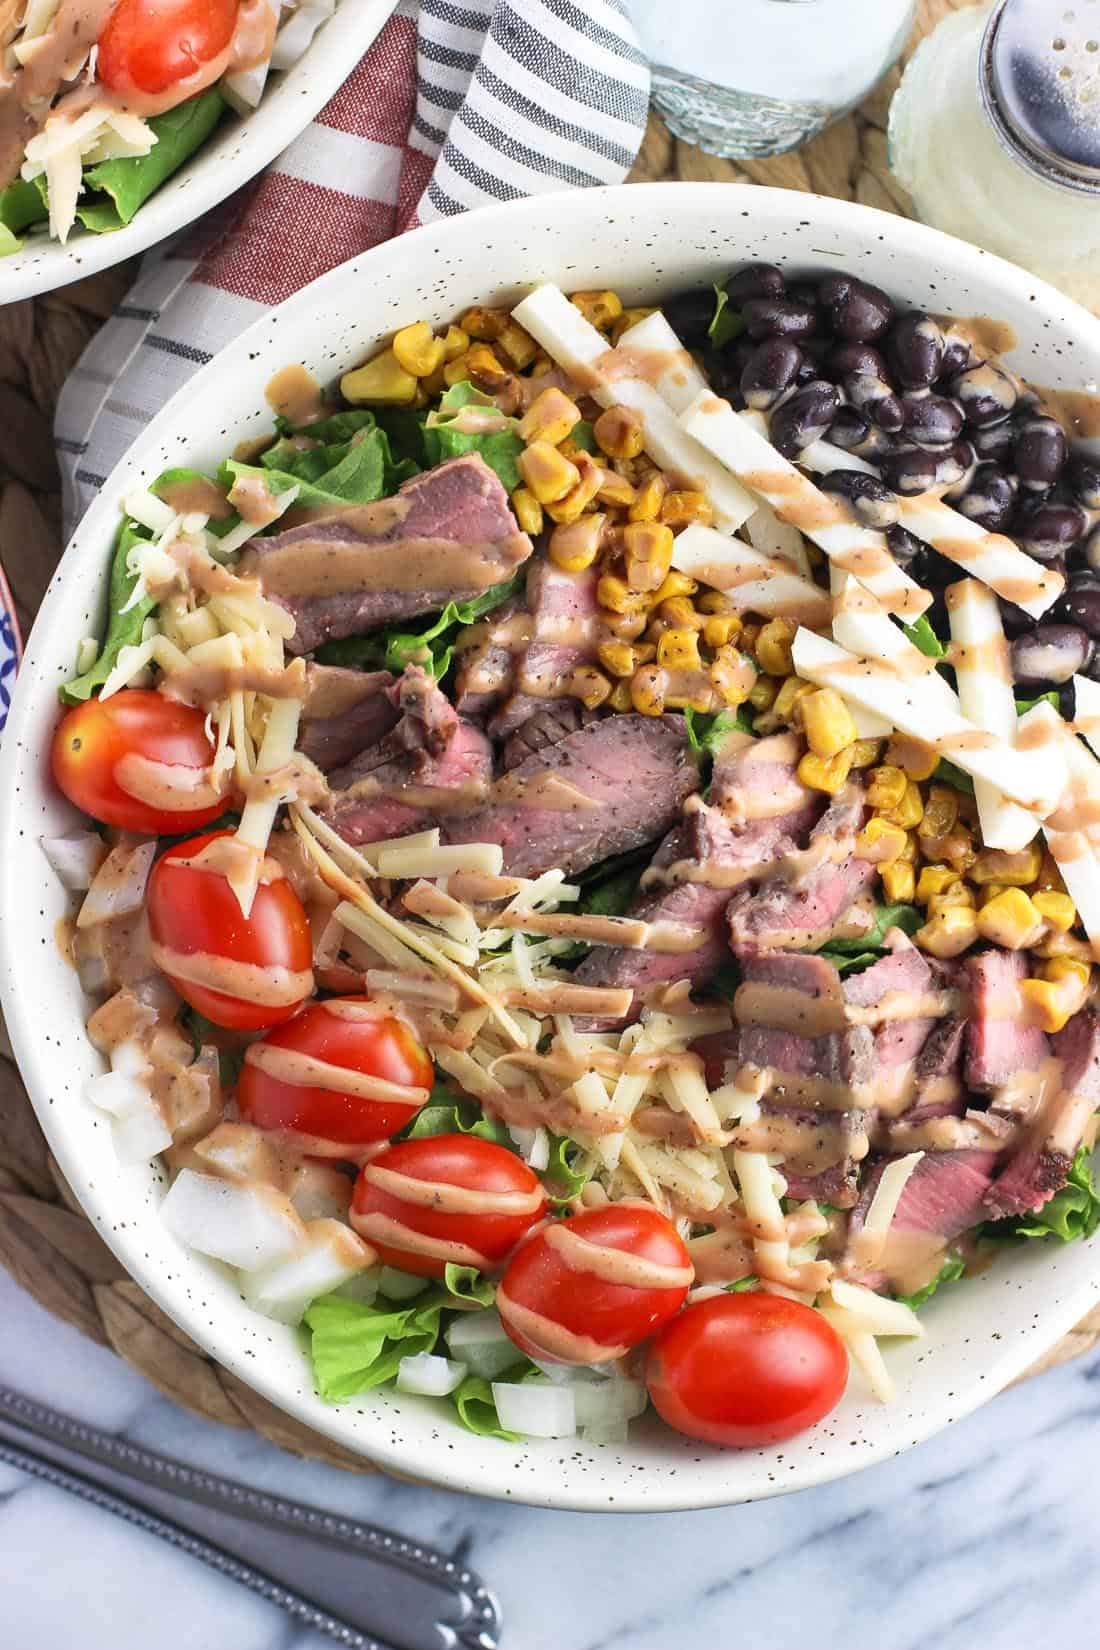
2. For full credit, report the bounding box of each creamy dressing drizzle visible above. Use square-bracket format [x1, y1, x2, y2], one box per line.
[542, 1221, 693, 1289]
[495, 1287, 629, 1363]
[242, 1043, 429, 1106]
[350, 1210, 489, 1269]
[358, 1162, 545, 1216]
[150, 942, 312, 1007]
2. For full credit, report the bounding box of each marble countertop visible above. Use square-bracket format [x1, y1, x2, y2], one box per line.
[2, 1262, 1097, 1650]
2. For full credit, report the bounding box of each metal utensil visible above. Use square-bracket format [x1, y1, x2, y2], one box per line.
[981, 0, 1100, 194]
[0, 1388, 501, 1650]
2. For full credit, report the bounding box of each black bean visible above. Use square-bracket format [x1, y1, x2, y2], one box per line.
[828, 341, 888, 381]
[728, 263, 786, 305]
[1013, 415, 1067, 490]
[937, 439, 977, 492]
[998, 598, 1035, 639]
[949, 362, 1018, 427]
[885, 524, 924, 569]
[1011, 624, 1093, 686]
[970, 421, 1015, 464]
[956, 462, 1017, 532]
[901, 392, 966, 450]
[1081, 523, 1100, 577]
[701, 339, 753, 402]
[937, 329, 974, 381]
[770, 380, 841, 458]
[827, 407, 872, 450]
[819, 469, 900, 528]
[1054, 575, 1100, 639]
[1015, 498, 1088, 561]
[888, 313, 945, 390]
[911, 546, 961, 590]
[740, 337, 804, 410]
[879, 446, 938, 495]
[847, 373, 904, 433]
[741, 297, 819, 341]
[1068, 450, 1100, 509]
[660, 288, 719, 348]
[786, 279, 822, 309]
[818, 274, 895, 341]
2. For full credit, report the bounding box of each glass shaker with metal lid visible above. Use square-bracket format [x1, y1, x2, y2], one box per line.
[890, 0, 1100, 309]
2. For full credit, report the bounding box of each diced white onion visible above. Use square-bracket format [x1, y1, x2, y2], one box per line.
[379, 1266, 430, 1301]
[396, 1353, 468, 1397]
[86, 1070, 152, 1119]
[160, 1171, 305, 1270]
[241, 1222, 371, 1326]
[109, 1040, 151, 1079]
[446, 1309, 521, 1379]
[491, 1379, 577, 1438]
[77, 841, 156, 929]
[112, 1104, 172, 1164]
[39, 832, 107, 891]
[270, 0, 336, 71]
[572, 1379, 648, 1428]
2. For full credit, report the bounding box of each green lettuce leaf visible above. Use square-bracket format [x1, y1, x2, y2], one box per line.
[901, 614, 946, 658]
[303, 1293, 445, 1402]
[543, 1135, 591, 1202]
[899, 1253, 965, 1311]
[422, 382, 524, 492]
[59, 521, 155, 704]
[708, 285, 744, 349]
[1016, 690, 1060, 715]
[451, 1373, 525, 1440]
[983, 1146, 1100, 1244]
[443, 1264, 496, 1307]
[726, 1275, 759, 1293]
[0, 178, 47, 252]
[683, 702, 755, 757]
[402, 1088, 515, 1148]
[314, 575, 522, 680]
[73, 89, 226, 231]
[821, 901, 922, 959]
[933, 758, 976, 796]
[568, 420, 597, 453]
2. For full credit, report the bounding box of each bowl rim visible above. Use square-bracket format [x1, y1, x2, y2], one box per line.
[0, 0, 398, 303]
[6, 180, 1100, 1510]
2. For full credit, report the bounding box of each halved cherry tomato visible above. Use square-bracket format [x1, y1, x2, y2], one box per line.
[497, 1202, 693, 1365]
[51, 689, 230, 836]
[645, 1292, 848, 1448]
[98, 0, 241, 97]
[146, 830, 312, 1031]
[238, 999, 433, 1152]
[350, 1135, 548, 1280]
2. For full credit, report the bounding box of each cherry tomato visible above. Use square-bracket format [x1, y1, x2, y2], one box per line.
[51, 689, 230, 836]
[98, 0, 241, 97]
[350, 1136, 548, 1279]
[146, 830, 313, 1031]
[238, 999, 433, 1152]
[497, 1202, 693, 1366]
[645, 1292, 848, 1448]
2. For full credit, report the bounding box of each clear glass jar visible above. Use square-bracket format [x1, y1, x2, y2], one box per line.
[890, 1, 1100, 310]
[629, 0, 916, 159]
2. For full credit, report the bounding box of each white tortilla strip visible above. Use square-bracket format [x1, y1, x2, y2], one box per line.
[616, 309, 711, 415]
[680, 391, 928, 618]
[672, 522, 830, 624]
[1073, 673, 1100, 761]
[829, 568, 958, 716]
[791, 627, 1066, 816]
[511, 285, 755, 531]
[1023, 701, 1100, 951]
[825, 565, 890, 738]
[946, 580, 1038, 851]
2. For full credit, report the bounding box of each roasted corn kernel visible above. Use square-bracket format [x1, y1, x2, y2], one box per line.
[798, 748, 855, 795]
[858, 817, 909, 864]
[569, 665, 613, 710]
[697, 590, 735, 615]
[801, 687, 858, 760]
[630, 664, 666, 716]
[392, 320, 445, 378]
[459, 305, 507, 340]
[624, 521, 675, 593]
[518, 442, 580, 505]
[602, 608, 648, 641]
[651, 570, 698, 605]
[1033, 890, 1077, 933]
[1040, 955, 1092, 989]
[881, 861, 916, 903]
[657, 595, 705, 632]
[915, 907, 979, 959]
[748, 675, 781, 712]
[887, 734, 939, 781]
[440, 325, 469, 362]
[977, 888, 1044, 949]
[868, 765, 908, 812]
[571, 290, 622, 330]
[628, 473, 668, 523]
[511, 486, 543, 537]
[657, 627, 701, 670]
[702, 613, 742, 650]
[341, 348, 418, 405]
[598, 640, 638, 678]
[593, 404, 645, 461]
[886, 780, 925, 831]
[916, 864, 960, 903]
[610, 306, 656, 344]
[598, 573, 639, 614]
[595, 468, 637, 509]
[710, 647, 753, 707]
[896, 830, 919, 864]
[465, 342, 512, 392]
[971, 843, 1044, 887]
[1021, 960, 1090, 1032]
[661, 490, 714, 530]
[496, 319, 538, 369]
[547, 453, 604, 525]
[607, 679, 633, 711]
[848, 738, 884, 769]
[519, 386, 583, 447]
[548, 513, 606, 573]
[773, 675, 814, 723]
[929, 884, 975, 914]
[442, 352, 473, 387]
[756, 617, 796, 678]
[919, 784, 959, 840]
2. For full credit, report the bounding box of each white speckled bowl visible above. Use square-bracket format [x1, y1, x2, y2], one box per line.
[0, 0, 397, 302]
[4, 184, 1100, 1511]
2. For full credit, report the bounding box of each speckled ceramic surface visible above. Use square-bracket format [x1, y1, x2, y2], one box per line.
[4, 183, 1100, 1512]
[0, 0, 397, 303]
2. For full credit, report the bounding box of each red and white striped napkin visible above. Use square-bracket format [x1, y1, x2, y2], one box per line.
[55, 0, 650, 531]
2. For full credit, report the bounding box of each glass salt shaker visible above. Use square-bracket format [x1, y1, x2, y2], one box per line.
[890, 0, 1100, 310]
[628, 0, 915, 159]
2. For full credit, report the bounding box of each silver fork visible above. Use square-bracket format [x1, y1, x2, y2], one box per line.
[0, 1388, 501, 1650]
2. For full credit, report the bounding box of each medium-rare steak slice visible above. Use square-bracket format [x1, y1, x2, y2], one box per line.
[453, 598, 531, 719]
[502, 702, 594, 771]
[488, 561, 601, 739]
[983, 1007, 1100, 1220]
[845, 1149, 1002, 1293]
[877, 1016, 971, 1151]
[572, 733, 820, 1026]
[964, 948, 1049, 1091]
[726, 782, 877, 951]
[240, 454, 533, 654]
[444, 713, 697, 878]
[844, 938, 941, 1113]
[327, 666, 492, 845]
[731, 948, 875, 1101]
[298, 664, 398, 772]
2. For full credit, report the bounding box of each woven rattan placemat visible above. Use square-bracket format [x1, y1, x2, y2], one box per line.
[2, 0, 1096, 1470]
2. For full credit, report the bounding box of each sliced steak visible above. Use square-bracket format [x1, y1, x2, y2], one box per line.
[327, 666, 492, 845]
[453, 598, 531, 720]
[964, 948, 1049, 1091]
[444, 713, 697, 878]
[710, 728, 816, 823]
[297, 664, 399, 772]
[502, 702, 594, 771]
[845, 938, 940, 1112]
[846, 1149, 1002, 1292]
[488, 561, 601, 738]
[983, 1007, 1100, 1220]
[240, 454, 533, 654]
[737, 1105, 871, 1209]
[732, 949, 875, 1099]
[572, 733, 820, 1026]
[726, 782, 876, 951]
[877, 1016, 969, 1151]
